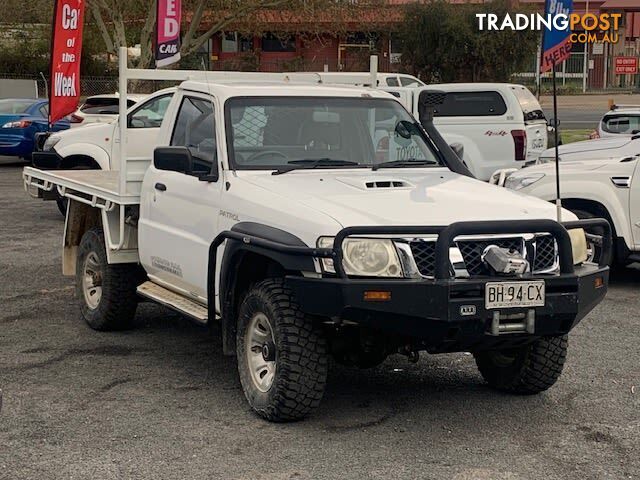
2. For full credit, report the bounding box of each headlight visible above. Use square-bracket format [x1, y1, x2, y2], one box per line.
[317, 237, 403, 277]
[504, 173, 545, 191]
[43, 135, 61, 151]
[568, 228, 588, 265]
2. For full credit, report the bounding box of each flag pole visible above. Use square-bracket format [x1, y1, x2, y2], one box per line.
[552, 60, 562, 222]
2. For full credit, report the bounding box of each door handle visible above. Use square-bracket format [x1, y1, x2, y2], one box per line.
[154, 182, 167, 192]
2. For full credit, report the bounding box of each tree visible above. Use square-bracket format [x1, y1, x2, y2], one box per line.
[399, 0, 538, 82]
[87, 0, 371, 69]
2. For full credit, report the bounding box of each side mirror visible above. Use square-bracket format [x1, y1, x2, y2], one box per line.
[154, 146, 193, 174]
[449, 142, 464, 160]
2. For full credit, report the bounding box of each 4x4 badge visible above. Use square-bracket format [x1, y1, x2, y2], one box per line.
[460, 305, 476, 316]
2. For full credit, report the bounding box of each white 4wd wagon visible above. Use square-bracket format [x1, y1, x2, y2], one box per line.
[25, 55, 610, 421]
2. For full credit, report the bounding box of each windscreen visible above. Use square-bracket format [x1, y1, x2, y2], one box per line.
[511, 86, 545, 122]
[0, 99, 33, 114]
[602, 114, 640, 135]
[226, 97, 441, 170]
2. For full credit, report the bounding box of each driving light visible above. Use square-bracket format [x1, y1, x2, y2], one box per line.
[504, 173, 545, 191]
[2, 120, 32, 129]
[317, 237, 403, 277]
[568, 228, 588, 265]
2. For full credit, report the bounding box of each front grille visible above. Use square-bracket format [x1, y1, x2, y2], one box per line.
[408, 235, 558, 277]
[410, 240, 436, 277]
[533, 235, 556, 271]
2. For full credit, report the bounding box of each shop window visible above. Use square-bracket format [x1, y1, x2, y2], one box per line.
[261, 33, 296, 52]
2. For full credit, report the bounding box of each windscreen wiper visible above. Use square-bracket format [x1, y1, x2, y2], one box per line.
[272, 158, 359, 175]
[372, 159, 437, 171]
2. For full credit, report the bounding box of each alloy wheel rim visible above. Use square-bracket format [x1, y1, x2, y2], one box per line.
[246, 312, 277, 393]
[82, 252, 103, 310]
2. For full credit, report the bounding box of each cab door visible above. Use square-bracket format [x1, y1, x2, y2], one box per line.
[138, 93, 223, 304]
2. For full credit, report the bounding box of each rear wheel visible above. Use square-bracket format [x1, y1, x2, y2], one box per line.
[473, 335, 568, 394]
[236, 279, 328, 421]
[76, 227, 140, 330]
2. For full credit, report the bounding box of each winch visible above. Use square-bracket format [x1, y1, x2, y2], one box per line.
[481, 244, 529, 275]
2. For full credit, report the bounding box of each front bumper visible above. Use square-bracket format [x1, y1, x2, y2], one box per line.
[31, 151, 63, 169]
[286, 263, 608, 352]
[211, 218, 611, 353]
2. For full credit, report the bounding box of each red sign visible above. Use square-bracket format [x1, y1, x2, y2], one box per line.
[156, 0, 182, 67]
[615, 57, 638, 75]
[49, 0, 85, 124]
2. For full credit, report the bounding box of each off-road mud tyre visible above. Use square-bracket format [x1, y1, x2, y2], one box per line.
[236, 278, 328, 422]
[473, 335, 568, 394]
[76, 227, 139, 331]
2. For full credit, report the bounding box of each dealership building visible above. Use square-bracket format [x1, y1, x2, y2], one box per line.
[196, 0, 639, 91]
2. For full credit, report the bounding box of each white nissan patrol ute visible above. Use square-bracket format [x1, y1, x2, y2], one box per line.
[24, 66, 611, 421]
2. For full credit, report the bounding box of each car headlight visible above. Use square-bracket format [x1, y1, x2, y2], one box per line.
[504, 173, 545, 191]
[568, 228, 588, 265]
[317, 237, 403, 277]
[43, 135, 61, 151]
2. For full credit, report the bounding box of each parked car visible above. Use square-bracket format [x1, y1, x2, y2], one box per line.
[25, 75, 610, 422]
[591, 104, 640, 139]
[504, 134, 640, 266]
[0, 98, 69, 161]
[382, 83, 548, 180]
[69, 93, 148, 128]
[35, 88, 175, 213]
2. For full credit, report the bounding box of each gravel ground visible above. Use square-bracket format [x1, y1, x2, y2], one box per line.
[0, 164, 638, 480]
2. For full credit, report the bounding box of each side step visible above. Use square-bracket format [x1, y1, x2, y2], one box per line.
[137, 281, 208, 324]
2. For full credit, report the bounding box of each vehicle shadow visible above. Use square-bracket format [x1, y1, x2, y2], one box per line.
[125, 303, 560, 433]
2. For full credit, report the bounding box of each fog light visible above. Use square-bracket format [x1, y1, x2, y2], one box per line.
[364, 291, 391, 301]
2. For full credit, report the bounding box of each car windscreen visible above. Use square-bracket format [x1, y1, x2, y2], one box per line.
[601, 114, 640, 134]
[0, 99, 34, 114]
[226, 97, 442, 170]
[80, 98, 137, 114]
[511, 86, 545, 122]
[429, 91, 508, 117]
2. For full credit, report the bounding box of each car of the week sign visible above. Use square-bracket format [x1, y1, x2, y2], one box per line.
[156, 0, 182, 67]
[49, 0, 84, 124]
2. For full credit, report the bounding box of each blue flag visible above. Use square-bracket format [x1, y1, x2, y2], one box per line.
[540, 0, 573, 73]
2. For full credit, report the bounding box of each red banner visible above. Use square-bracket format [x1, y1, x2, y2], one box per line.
[156, 0, 182, 67]
[49, 0, 85, 124]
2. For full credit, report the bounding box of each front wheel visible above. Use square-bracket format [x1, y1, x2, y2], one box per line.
[236, 279, 328, 422]
[473, 335, 568, 394]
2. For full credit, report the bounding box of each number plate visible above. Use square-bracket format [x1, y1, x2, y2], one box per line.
[485, 281, 545, 309]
